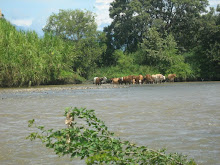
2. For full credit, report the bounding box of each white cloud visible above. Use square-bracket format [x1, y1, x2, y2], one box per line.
[11, 18, 33, 27]
[95, 0, 114, 30]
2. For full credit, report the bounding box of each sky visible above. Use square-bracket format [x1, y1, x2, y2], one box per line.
[1, 0, 219, 36]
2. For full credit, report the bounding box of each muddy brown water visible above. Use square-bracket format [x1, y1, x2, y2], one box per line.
[0, 82, 219, 165]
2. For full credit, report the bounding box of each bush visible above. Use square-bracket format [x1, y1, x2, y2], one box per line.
[27, 107, 196, 165]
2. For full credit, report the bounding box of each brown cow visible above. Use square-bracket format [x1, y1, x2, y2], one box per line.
[111, 78, 120, 84]
[139, 75, 144, 84]
[145, 74, 153, 84]
[133, 75, 144, 84]
[121, 76, 133, 85]
[127, 75, 134, 84]
[168, 74, 176, 82]
[94, 77, 103, 85]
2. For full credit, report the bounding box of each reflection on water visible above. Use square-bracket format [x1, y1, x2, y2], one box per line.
[0, 82, 220, 165]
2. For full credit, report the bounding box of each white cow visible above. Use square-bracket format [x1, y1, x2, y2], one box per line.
[152, 74, 165, 84]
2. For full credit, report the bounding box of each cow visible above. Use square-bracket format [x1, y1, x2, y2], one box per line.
[121, 76, 126, 85]
[152, 74, 164, 84]
[145, 74, 153, 84]
[139, 75, 144, 84]
[120, 76, 133, 85]
[168, 74, 176, 82]
[133, 75, 144, 84]
[111, 78, 120, 84]
[94, 77, 103, 85]
[151, 75, 157, 84]
[127, 75, 134, 84]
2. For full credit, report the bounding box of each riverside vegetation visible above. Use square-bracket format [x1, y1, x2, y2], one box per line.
[27, 107, 196, 165]
[0, 1, 220, 87]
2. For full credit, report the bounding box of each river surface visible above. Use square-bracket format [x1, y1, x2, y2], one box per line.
[0, 82, 220, 165]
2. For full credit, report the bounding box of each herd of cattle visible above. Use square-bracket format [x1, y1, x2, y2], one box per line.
[94, 74, 177, 85]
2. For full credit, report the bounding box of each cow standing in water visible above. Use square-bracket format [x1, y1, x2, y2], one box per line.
[120, 76, 133, 85]
[133, 75, 144, 84]
[111, 78, 120, 84]
[145, 74, 153, 84]
[94, 77, 103, 85]
[168, 74, 176, 82]
[152, 74, 165, 84]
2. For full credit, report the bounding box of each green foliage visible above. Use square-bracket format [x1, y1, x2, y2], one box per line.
[105, 0, 209, 52]
[0, 19, 83, 87]
[102, 0, 219, 81]
[113, 50, 134, 69]
[182, 8, 220, 80]
[138, 28, 192, 76]
[27, 107, 196, 165]
[43, 9, 106, 79]
[43, 9, 97, 41]
[0, 10, 106, 87]
[72, 34, 107, 78]
[165, 60, 193, 81]
[91, 61, 159, 80]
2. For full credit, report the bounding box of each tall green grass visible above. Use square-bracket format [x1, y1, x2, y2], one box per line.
[0, 19, 82, 87]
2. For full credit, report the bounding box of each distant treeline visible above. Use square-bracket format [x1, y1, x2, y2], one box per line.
[0, 1, 220, 87]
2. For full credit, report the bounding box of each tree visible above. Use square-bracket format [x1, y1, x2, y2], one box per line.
[105, 0, 151, 52]
[136, 28, 193, 78]
[43, 9, 106, 78]
[185, 7, 220, 80]
[43, 9, 97, 42]
[72, 32, 107, 78]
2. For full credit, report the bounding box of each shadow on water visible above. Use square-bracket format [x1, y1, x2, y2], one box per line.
[0, 82, 220, 164]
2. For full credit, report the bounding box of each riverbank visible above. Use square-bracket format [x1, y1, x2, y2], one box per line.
[0, 84, 129, 94]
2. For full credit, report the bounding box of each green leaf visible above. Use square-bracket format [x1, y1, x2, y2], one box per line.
[28, 119, 35, 127]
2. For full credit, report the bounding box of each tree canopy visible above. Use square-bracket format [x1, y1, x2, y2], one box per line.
[43, 9, 97, 41]
[43, 9, 106, 78]
[105, 0, 209, 52]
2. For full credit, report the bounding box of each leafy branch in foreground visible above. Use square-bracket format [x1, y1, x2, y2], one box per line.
[27, 107, 196, 165]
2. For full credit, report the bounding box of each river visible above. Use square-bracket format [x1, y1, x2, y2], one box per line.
[0, 82, 219, 165]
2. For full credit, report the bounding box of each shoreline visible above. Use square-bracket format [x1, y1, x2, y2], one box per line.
[0, 84, 129, 94]
[0, 81, 219, 94]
